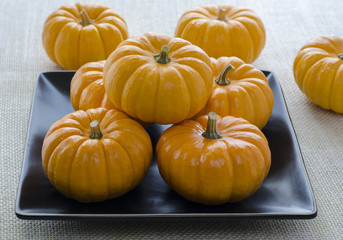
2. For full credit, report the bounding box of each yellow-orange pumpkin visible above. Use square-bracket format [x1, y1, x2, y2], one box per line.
[175, 4, 266, 63]
[103, 32, 213, 124]
[41, 108, 152, 203]
[156, 112, 271, 205]
[197, 57, 273, 129]
[70, 60, 151, 128]
[293, 35, 343, 113]
[42, 2, 128, 70]
[70, 60, 115, 110]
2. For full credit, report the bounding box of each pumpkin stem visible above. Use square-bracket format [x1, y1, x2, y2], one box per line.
[215, 64, 235, 86]
[89, 120, 102, 139]
[202, 112, 222, 139]
[79, 9, 93, 26]
[216, 8, 228, 21]
[338, 53, 343, 60]
[154, 45, 171, 64]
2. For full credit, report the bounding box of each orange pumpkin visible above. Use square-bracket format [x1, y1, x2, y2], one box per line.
[70, 60, 151, 128]
[293, 35, 343, 113]
[42, 2, 128, 70]
[103, 32, 213, 124]
[41, 108, 153, 203]
[175, 4, 266, 63]
[70, 60, 115, 110]
[156, 112, 271, 205]
[197, 57, 273, 129]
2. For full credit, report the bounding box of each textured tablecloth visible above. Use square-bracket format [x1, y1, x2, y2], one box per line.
[1, 0, 342, 239]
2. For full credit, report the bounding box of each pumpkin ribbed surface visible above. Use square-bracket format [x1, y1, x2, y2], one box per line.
[156, 113, 271, 205]
[293, 35, 343, 113]
[175, 4, 266, 63]
[103, 32, 213, 124]
[198, 57, 273, 129]
[42, 2, 128, 69]
[70, 60, 115, 111]
[41, 108, 152, 203]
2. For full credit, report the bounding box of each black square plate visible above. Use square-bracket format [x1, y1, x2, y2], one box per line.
[16, 71, 317, 220]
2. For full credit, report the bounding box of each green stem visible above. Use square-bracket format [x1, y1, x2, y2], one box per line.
[216, 8, 227, 21]
[215, 64, 235, 86]
[154, 45, 171, 64]
[89, 120, 102, 139]
[202, 112, 222, 139]
[338, 53, 343, 60]
[79, 9, 93, 26]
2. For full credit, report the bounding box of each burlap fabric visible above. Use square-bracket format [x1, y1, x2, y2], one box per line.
[1, 0, 342, 238]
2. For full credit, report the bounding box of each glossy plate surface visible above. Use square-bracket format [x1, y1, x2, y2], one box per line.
[16, 71, 317, 220]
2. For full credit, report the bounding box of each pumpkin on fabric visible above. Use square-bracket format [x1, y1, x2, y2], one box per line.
[197, 57, 273, 129]
[42, 2, 128, 70]
[156, 112, 271, 205]
[293, 35, 343, 113]
[175, 4, 266, 63]
[41, 108, 153, 203]
[103, 32, 213, 124]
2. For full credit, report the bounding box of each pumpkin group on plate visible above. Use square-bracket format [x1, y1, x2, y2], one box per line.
[41, 2, 275, 204]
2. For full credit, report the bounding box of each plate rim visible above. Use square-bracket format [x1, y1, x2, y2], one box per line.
[15, 70, 317, 220]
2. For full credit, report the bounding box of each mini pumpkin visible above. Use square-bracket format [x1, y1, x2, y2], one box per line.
[293, 35, 343, 113]
[156, 112, 271, 205]
[103, 32, 213, 124]
[70, 60, 151, 128]
[175, 4, 266, 63]
[41, 108, 153, 203]
[70, 60, 115, 110]
[42, 2, 128, 70]
[197, 57, 273, 129]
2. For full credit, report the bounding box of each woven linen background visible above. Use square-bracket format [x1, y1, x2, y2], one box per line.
[1, 0, 342, 238]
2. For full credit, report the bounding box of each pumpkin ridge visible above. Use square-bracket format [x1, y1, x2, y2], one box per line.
[234, 20, 256, 62]
[239, 84, 257, 125]
[224, 139, 253, 200]
[200, 20, 212, 55]
[100, 141, 110, 200]
[298, 54, 325, 91]
[120, 126, 152, 162]
[97, 17, 128, 39]
[62, 4, 82, 19]
[96, 9, 124, 21]
[169, 138, 198, 189]
[241, 136, 270, 178]
[51, 22, 75, 66]
[247, 81, 273, 127]
[152, 65, 161, 121]
[109, 56, 141, 109]
[317, 58, 341, 108]
[78, 79, 104, 110]
[121, 63, 153, 119]
[90, 25, 106, 59]
[106, 136, 136, 188]
[221, 139, 235, 200]
[174, 67, 193, 118]
[47, 135, 86, 187]
[172, 60, 212, 91]
[189, 7, 212, 18]
[323, 36, 341, 53]
[302, 56, 331, 95]
[330, 64, 343, 109]
[42, 128, 82, 173]
[65, 137, 88, 198]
